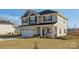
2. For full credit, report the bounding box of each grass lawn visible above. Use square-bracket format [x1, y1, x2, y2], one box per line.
[0, 36, 79, 49]
[0, 38, 35, 49]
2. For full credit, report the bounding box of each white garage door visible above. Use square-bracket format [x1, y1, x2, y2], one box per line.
[21, 29, 34, 37]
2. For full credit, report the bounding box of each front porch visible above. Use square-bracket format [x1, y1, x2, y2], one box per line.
[34, 25, 57, 38]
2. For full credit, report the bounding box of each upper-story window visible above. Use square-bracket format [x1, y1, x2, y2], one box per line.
[30, 16, 36, 24]
[22, 18, 28, 23]
[63, 21, 65, 23]
[43, 15, 52, 22]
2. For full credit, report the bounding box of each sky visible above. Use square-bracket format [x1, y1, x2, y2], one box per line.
[0, 9, 78, 28]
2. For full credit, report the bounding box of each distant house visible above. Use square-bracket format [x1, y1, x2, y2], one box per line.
[20, 10, 67, 38]
[0, 20, 17, 35]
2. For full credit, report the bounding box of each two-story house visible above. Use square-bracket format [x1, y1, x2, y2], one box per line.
[20, 10, 67, 38]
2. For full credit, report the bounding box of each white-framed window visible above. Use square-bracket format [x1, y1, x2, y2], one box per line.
[43, 15, 52, 22]
[22, 18, 28, 23]
[64, 29, 66, 33]
[63, 21, 65, 23]
[30, 16, 36, 23]
[47, 28, 52, 34]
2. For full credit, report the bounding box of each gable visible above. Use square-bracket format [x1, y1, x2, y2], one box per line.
[30, 13, 37, 16]
[25, 12, 39, 17]
[21, 10, 40, 18]
[21, 11, 31, 18]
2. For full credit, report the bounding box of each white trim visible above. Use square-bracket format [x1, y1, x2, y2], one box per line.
[30, 16, 36, 23]
[22, 10, 40, 19]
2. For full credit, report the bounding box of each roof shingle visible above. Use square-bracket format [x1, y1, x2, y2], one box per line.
[39, 10, 58, 15]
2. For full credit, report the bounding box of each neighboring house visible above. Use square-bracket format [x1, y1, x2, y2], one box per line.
[20, 10, 67, 38]
[0, 20, 17, 35]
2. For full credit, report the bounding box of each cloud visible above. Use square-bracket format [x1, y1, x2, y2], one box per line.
[0, 14, 21, 25]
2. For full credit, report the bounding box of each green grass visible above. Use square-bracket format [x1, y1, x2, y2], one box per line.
[0, 36, 79, 49]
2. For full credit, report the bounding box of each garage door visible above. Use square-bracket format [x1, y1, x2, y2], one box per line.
[21, 29, 34, 37]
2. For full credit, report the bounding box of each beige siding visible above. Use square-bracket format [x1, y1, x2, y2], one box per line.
[54, 15, 67, 37]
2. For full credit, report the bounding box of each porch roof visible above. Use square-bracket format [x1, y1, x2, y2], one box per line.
[19, 22, 56, 27]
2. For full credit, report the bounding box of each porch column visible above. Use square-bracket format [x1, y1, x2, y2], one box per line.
[40, 27, 43, 37]
[52, 26, 55, 38]
[52, 26, 57, 38]
[34, 26, 36, 35]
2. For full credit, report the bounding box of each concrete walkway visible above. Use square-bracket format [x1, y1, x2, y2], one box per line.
[0, 38, 16, 41]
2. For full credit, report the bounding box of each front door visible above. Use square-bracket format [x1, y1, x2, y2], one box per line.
[36, 27, 40, 36]
[42, 29, 45, 36]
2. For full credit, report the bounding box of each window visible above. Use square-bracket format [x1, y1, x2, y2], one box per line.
[63, 21, 65, 23]
[30, 16, 36, 24]
[64, 29, 66, 33]
[47, 28, 52, 33]
[48, 16, 52, 21]
[43, 15, 52, 22]
[22, 18, 28, 23]
[43, 16, 47, 22]
[59, 28, 61, 34]
[39, 16, 42, 19]
[47, 28, 50, 33]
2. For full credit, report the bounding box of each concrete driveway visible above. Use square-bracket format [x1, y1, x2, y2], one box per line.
[0, 37, 16, 41]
